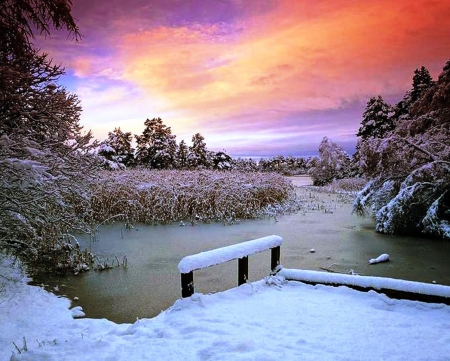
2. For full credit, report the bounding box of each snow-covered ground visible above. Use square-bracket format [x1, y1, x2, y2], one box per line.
[2, 258, 450, 360]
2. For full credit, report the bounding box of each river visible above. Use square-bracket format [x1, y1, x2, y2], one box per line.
[31, 176, 450, 323]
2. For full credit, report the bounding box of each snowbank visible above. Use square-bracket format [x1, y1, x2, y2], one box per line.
[178, 235, 282, 273]
[3, 258, 450, 360]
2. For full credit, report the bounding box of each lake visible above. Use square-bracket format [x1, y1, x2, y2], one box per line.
[32, 177, 450, 323]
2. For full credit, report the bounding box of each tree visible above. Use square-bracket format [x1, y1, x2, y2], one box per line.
[212, 151, 232, 170]
[411, 66, 435, 103]
[0, 0, 80, 56]
[0, 0, 97, 272]
[309, 137, 351, 186]
[354, 60, 450, 239]
[232, 157, 259, 172]
[175, 140, 189, 169]
[393, 66, 435, 120]
[135, 118, 177, 169]
[188, 133, 210, 168]
[0, 48, 85, 144]
[98, 127, 134, 168]
[357, 96, 395, 140]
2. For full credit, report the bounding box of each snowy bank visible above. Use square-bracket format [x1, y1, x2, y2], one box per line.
[2, 258, 450, 360]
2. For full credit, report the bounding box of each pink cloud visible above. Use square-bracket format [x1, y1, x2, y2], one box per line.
[46, 0, 450, 155]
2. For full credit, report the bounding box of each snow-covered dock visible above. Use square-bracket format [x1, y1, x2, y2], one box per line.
[278, 268, 450, 305]
[178, 235, 282, 297]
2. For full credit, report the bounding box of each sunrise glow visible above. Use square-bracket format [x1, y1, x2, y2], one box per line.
[39, 0, 450, 156]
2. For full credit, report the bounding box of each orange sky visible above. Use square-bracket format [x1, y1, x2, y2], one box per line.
[41, 0, 450, 156]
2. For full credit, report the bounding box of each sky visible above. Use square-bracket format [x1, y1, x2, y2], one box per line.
[37, 0, 450, 157]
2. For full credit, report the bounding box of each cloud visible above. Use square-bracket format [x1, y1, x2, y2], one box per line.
[46, 0, 450, 155]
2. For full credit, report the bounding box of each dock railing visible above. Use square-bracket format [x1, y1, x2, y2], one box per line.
[178, 235, 282, 298]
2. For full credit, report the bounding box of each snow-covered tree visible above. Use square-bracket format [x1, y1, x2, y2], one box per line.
[309, 137, 351, 186]
[135, 118, 177, 169]
[392, 66, 435, 121]
[232, 157, 259, 172]
[411, 66, 435, 103]
[188, 133, 210, 169]
[354, 60, 450, 239]
[0, 1, 96, 271]
[175, 140, 189, 169]
[98, 127, 134, 168]
[357, 96, 395, 140]
[212, 151, 232, 170]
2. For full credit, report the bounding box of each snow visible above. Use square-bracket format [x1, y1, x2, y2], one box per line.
[369, 253, 390, 264]
[178, 235, 282, 273]
[98, 143, 114, 153]
[277, 268, 450, 298]
[2, 259, 450, 360]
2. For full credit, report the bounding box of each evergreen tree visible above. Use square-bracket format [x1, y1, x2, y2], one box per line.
[188, 133, 209, 168]
[135, 118, 177, 168]
[411, 66, 434, 103]
[99, 127, 134, 167]
[176, 140, 189, 169]
[212, 151, 232, 170]
[357, 96, 395, 140]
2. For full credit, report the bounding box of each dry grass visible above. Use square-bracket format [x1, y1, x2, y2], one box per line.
[87, 170, 302, 225]
[325, 178, 367, 194]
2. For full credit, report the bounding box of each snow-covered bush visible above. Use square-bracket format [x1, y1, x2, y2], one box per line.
[354, 60, 450, 239]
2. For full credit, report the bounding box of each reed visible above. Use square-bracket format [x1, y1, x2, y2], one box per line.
[86, 169, 302, 225]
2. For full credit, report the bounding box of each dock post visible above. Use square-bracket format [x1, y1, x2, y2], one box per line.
[181, 271, 194, 298]
[271, 246, 280, 271]
[238, 256, 249, 285]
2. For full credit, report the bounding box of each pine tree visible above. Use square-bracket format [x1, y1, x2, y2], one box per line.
[357, 96, 395, 140]
[212, 151, 232, 170]
[175, 140, 189, 169]
[135, 118, 177, 168]
[99, 127, 134, 167]
[188, 133, 209, 168]
[354, 59, 450, 239]
[411, 66, 434, 103]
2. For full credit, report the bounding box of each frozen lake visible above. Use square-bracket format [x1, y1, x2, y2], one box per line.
[32, 178, 450, 323]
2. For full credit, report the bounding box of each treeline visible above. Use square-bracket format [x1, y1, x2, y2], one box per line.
[96, 119, 311, 175]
